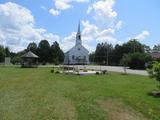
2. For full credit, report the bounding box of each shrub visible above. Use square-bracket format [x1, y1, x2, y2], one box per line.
[148, 62, 160, 90]
[55, 71, 60, 74]
[11, 56, 21, 64]
[120, 53, 152, 70]
[102, 70, 107, 74]
[51, 69, 54, 73]
[96, 72, 100, 75]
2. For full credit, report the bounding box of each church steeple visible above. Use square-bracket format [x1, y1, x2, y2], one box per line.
[76, 21, 82, 45]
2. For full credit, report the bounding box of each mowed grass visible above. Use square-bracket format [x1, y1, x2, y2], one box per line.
[0, 67, 160, 120]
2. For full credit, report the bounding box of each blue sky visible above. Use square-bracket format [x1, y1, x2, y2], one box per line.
[0, 0, 159, 52]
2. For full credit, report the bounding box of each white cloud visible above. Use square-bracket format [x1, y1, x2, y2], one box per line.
[0, 2, 60, 52]
[135, 31, 150, 40]
[49, 8, 60, 16]
[82, 20, 116, 44]
[54, 0, 71, 10]
[52, 0, 89, 15]
[87, 0, 117, 26]
[115, 21, 122, 30]
[61, 32, 76, 52]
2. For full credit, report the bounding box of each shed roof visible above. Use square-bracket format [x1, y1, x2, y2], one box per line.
[21, 51, 39, 58]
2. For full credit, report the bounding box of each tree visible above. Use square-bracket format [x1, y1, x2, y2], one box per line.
[120, 52, 152, 70]
[27, 42, 37, 54]
[50, 41, 64, 64]
[89, 52, 95, 63]
[0, 45, 5, 62]
[5, 47, 10, 57]
[10, 50, 27, 64]
[95, 43, 113, 65]
[148, 62, 160, 90]
[11, 56, 21, 64]
[37, 40, 51, 63]
[153, 44, 160, 51]
[122, 39, 145, 53]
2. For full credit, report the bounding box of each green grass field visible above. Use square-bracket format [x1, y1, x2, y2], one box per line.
[0, 67, 159, 120]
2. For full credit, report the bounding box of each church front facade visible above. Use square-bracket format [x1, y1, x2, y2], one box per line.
[64, 23, 89, 65]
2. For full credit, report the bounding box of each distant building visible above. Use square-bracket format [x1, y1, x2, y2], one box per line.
[64, 23, 89, 65]
[21, 51, 39, 68]
[149, 50, 160, 59]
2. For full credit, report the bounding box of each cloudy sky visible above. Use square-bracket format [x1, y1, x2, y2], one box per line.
[0, 0, 160, 52]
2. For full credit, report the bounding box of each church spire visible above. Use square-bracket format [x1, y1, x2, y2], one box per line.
[77, 21, 81, 34]
[76, 21, 82, 45]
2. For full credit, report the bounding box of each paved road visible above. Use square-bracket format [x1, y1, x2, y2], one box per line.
[65, 65, 148, 76]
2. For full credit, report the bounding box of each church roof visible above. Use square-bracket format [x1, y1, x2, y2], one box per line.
[21, 51, 39, 58]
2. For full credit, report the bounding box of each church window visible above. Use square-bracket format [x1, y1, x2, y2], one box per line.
[72, 55, 75, 60]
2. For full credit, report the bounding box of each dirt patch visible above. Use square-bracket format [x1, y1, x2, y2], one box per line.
[98, 99, 149, 120]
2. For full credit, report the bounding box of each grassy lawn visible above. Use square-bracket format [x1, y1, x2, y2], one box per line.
[0, 67, 159, 120]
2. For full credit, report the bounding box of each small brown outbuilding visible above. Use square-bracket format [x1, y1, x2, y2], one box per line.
[21, 51, 39, 68]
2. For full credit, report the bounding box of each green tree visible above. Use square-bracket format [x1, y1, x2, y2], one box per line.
[37, 40, 51, 63]
[148, 62, 160, 90]
[120, 52, 152, 70]
[10, 50, 27, 64]
[122, 39, 145, 53]
[113, 39, 145, 65]
[89, 52, 95, 63]
[27, 42, 37, 54]
[5, 47, 10, 57]
[153, 44, 160, 51]
[11, 56, 21, 64]
[95, 43, 113, 65]
[0, 45, 5, 62]
[50, 41, 64, 64]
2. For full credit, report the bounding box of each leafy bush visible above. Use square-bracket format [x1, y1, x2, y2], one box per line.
[95, 72, 100, 75]
[55, 71, 60, 74]
[148, 62, 160, 90]
[51, 69, 54, 73]
[102, 70, 107, 74]
[11, 56, 21, 64]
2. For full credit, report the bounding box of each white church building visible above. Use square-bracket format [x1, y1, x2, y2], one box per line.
[64, 23, 89, 65]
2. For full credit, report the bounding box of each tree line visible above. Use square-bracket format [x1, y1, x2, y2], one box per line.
[89, 39, 159, 69]
[0, 39, 160, 69]
[0, 40, 64, 65]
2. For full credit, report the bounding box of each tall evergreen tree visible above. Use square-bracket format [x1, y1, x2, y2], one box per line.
[37, 40, 51, 63]
[50, 41, 64, 64]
